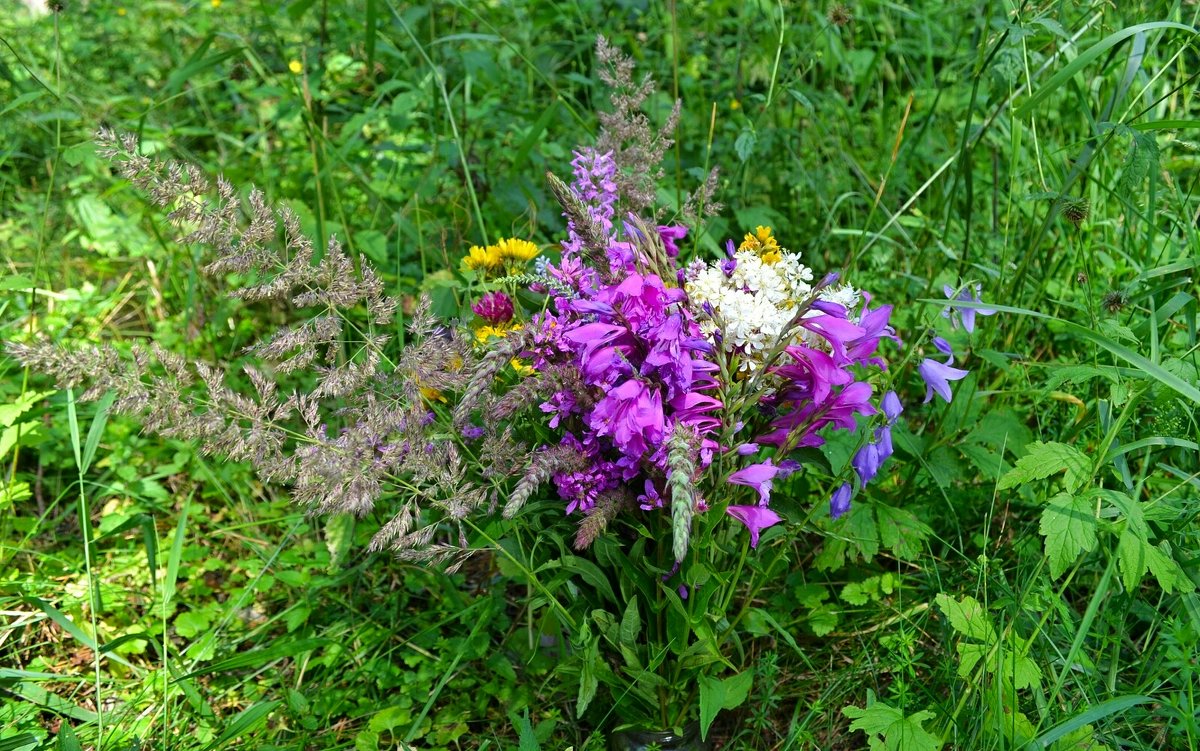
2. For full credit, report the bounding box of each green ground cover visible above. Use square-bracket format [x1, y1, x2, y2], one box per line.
[1, 1, 1198, 749]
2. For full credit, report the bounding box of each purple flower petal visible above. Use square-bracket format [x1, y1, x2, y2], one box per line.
[919, 358, 970, 404]
[728, 460, 785, 506]
[830, 483, 853, 519]
[725, 505, 783, 548]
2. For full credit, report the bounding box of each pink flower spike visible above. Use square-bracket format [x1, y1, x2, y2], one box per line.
[726, 505, 783, 548]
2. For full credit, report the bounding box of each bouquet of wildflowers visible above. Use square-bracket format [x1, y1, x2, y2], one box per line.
[9, 37, 987, 744]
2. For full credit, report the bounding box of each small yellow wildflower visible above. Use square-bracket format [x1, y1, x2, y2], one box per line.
[117, 7, 127, 15]
[730, 98, 741, 110]
[211, 0, 221, 7]
[510, 358, 535, 377]
[463, 244, 502, 272]
[494, 237, 540, 264]
[288, 60, 303, 74]
[419, 386, 446, 403]
[739, 225, 783, 264]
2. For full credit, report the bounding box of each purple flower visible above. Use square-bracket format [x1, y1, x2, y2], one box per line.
[882, 390, 903, 422]
[587, 379, 665, 459]
[919, 339, 970, 404]
[830, 483, 853, 519]
[942, 283, 996, 333]
[725, 505, 783, 548]
[657, 224, 688, 258]
[472, 291, 515, 324]
[736, 443, 760, 456]
[728, 460, 789, 506]
[852, 442, 882, 485]
[461, 424, 485, 440]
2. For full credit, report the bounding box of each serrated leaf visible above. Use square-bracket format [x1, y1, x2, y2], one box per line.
[876, 504, 932, 560]
[1040, 492, 1098, 578]
[998, 441, 1090, 493]
[844, 699, 942, 751]
[734, 129, 757, 162]
[935, 594, 997, 643]
[699, 671, 753, 740]
[807, 605, 838, 637]
[1010, 654, 1042, 691]
[957, 642, 987, 678]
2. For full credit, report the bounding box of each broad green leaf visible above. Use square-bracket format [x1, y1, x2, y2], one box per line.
[699, 671, 753, 740]
[935, 594, 997, 644]
[998, 441, 1090, 493]
[1010, 655, 1043, 691]
[876, 504, 932, 560]
[844, 697, 942, 751]
[1113, 532, 1190, 593]
[1040, 493, 1098, 578]
[619, 599, 640, 648]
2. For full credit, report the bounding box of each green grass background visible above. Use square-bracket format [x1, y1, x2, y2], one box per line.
[1, 0, 1198, 749]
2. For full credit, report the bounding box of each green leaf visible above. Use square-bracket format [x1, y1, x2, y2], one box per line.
[935, 594, 997, 643]
[734, 129, 757, 162]
[1029, 695, 1153, 749]
[699, 671, 753, 740]
[844, 695, 942, 751]
[1113, 530, 1192, 593]
[575, 623, 599, 715]
[56, 724, 81, 751]
[998, 441, 1090, 493]
[875, 504, 932, 560]
[1040, 493, 1098, 578]
[1010, 654, 1043, 691]
[619, 599, 640, 648]
[201, 700, 280, 751]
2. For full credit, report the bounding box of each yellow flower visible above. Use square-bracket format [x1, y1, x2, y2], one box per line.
[420, 386, 446, 403]
[117, 6, 126, 14]
[730, 98, 741, 110]
[510, 358, 535, 377]
[211, 0, 221, 7]
[463, 244, 502, 272]
[288, 60, 303, 74]
[738, 225, 782, 264]
[494, 237, 540, 263]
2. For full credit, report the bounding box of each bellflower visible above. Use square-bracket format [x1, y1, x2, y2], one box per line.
[919, 337, 969, 404]
[830, 483, 853, 519]
[942, 283, 996, 333]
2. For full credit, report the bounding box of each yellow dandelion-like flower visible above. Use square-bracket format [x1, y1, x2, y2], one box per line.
[463, 244, 502, 272]
[510, 358, 535, 377]
[288, 60, 303, 74]
[730, 98, 741, 110]
[420, 386, 446, 403]
[494, 237, 540, 263]
[211, 0, 221, 7]
[117, 6, 127, 14]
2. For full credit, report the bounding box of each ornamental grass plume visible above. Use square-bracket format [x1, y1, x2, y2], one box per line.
[7, 129, 506, 571]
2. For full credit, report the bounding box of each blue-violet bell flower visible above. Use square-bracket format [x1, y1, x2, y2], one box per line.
[919, 337, 969, 404]
[942, 283, 996, 333]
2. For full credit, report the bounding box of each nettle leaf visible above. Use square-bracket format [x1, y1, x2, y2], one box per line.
[843, 695, 942, 751]
[699, 671, 753, 740]
[998, 441, 1090, 493]
[876, 504, 932, 560]
[1118, 532, 1194, 594]
[1040, 492, 1098, 578]
[935, 594, 997, 644]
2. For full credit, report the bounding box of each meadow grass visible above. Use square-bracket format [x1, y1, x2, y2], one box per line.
[1, 1, 1198, 749]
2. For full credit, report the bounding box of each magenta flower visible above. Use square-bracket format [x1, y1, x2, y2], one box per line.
[587, 378, 665, 458]
[725, 505, 783, 548]
[657, 224, 688, 258]
[728, 460, 788, 506]
[472, 291, 514, 324]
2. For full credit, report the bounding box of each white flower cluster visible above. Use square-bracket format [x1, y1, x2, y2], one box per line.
[685, 230, 859, 370]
